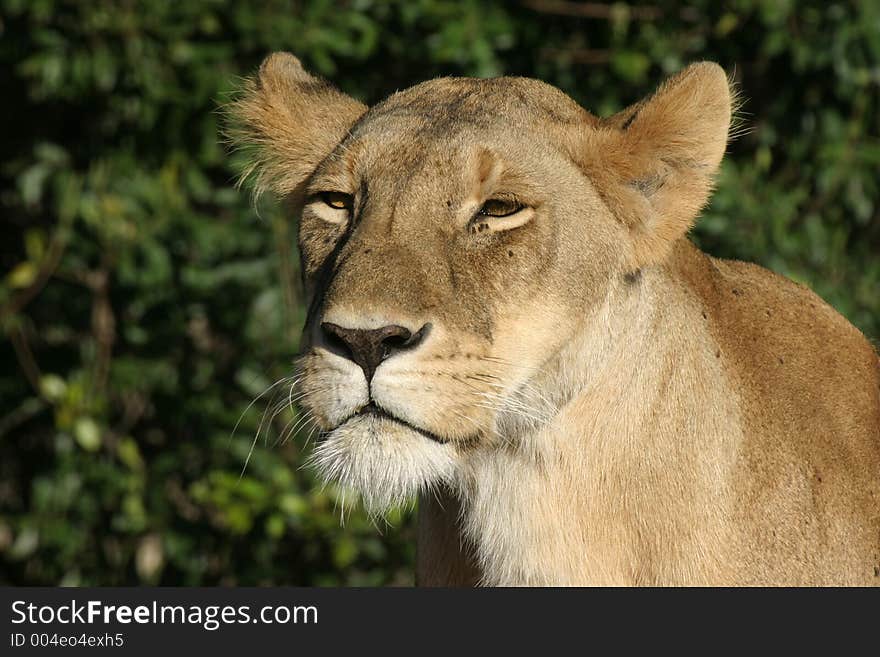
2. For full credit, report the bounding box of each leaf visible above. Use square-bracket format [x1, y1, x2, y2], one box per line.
[73, 417, 102, 452]
[6, 262, 38, 289]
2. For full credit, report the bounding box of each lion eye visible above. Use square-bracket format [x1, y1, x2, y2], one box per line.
[478, 198, 523, 217]
[320, 191, 352, 210]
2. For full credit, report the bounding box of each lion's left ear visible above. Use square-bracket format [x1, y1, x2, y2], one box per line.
[582, 62, 733, 267]
[225, 52, 367, 201]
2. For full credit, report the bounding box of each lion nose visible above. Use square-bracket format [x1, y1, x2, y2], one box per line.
[320, 322, 431, 382]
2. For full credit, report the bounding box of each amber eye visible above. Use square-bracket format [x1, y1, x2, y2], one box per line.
[320, 191, 352, 210]
[478, 198, 524, 217]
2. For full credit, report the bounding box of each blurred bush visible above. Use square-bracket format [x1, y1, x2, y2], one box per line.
[1, 0, 877, 585]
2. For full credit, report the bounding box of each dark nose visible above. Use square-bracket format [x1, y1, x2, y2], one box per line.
[320, 322, 431, 381]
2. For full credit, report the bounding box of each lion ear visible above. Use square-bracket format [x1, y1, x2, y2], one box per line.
[585, 62, 733, 266]
[225, 52, 367, 201]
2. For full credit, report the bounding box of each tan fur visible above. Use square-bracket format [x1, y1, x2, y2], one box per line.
[225, 53, 366, 200]
[229, 53, 880, 586]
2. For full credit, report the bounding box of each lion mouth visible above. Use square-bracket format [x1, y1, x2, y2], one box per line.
[349, 401, 448, 444]
[308, 401, 459, 515]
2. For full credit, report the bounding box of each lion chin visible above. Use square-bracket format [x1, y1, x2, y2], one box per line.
[309, 414, 457, 516]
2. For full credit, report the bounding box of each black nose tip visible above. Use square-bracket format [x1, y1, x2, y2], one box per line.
[320, 322, 431, 381]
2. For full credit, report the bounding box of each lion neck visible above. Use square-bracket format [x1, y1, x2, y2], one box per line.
[454, 246, 741, 585]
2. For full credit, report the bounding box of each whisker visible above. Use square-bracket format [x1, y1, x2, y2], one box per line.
[230, 375, 296, 446]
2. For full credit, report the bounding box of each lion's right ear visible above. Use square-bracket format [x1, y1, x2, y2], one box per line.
[225, 52, 367, 200]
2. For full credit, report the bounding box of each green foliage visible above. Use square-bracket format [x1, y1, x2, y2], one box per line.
[1, 0, 877, 585]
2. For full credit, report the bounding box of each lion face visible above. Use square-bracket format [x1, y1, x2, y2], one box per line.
[293, 85, 628, 512]
[229, 53, 731, 512]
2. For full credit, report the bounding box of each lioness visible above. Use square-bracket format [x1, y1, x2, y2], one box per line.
[229, 53, 880, 586]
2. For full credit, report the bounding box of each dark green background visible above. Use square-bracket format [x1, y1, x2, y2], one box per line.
[1, 0, 877, 585]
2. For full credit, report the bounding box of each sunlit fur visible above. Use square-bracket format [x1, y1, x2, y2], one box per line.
[308, 415, 457, 516]
[229, 53, 880, 586]
[294, 346, 461, 515]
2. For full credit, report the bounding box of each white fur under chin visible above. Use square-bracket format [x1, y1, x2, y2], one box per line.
[308, 414, 457, 516]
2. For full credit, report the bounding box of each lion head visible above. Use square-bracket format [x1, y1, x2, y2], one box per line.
[228, 53, 732, 514]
